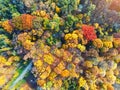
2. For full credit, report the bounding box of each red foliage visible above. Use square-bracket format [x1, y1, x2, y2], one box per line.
[82, 25, 97, 41]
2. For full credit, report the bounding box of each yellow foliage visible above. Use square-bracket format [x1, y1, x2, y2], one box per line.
[54, 67, 63, 74]
[101, 84, 107, 90]
[69, 64, 79, 78]
[91, 66, 99, 76]
[65, 33, 78, 40]
[40, 71, 50, 80]
[70, 71, 79, 78]
[113, 38, 120, 48]
[36, 65, 51, 79]
[106, 70, 116, 84]
[0, 56, 7, 64]
[37, 80, 46, 87]
[56, 6, 61, 13]
[40, 10, 46, 17]
[64, 33, 78, 48]
[114, 69, 119, 76]
[34, 60, 43, 67]
[39, 66, 51, 79]
[0, 48, 11, 52]
[17, 32, 34, 50]
[103, 41, 113, 48]
[63, 51, 73, 62]
[20, 84, 32, 90]
[2, 20, 13, 33]
[77, 44, 86, 52]
[5, 62, 12, 66]
[93, 38, 103, 48]
[114, 55, 120, 63]
[23, 40, 34, 50]
[44, 54, 54, 65]
[78, 77, 86, 87]
[89, 83, 97, 90]
[46, 66, 51, 74]
[13, 56, 20, 61]
[57, 61, 65, 70]
[54, 61, 65, 74]
[99, 68, 106, 77]
[107, 83, 114, 90]
[83, 61, 93, 68]
[75, 23, 82, 28]
[116, 78, 120, 84]
[0, 75, 6, 86]
[48, 72, 57, 80]
[8, 56, 20, 62]
[94, 23, 99, 29]
[32, 11, 40, 16]
[53, 48, 63, 57]
[53, 79, 62, 88]
[73, 30, 83, 39]
[0, 56, 20, 66]
[77, 14, 84, 20]
[13, 72, 19, 78]
[32, 10, 46, 17]
[18, 32, 31, 42]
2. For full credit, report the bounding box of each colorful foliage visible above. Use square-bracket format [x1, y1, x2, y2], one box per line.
[82, 25, 97, 41]
[0, 0, 120, 90]
[2, 20, 13, 33]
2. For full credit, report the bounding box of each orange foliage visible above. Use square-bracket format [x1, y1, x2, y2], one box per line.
[61, 70, 70, 77]
[107, 84, 114, 90]
[21, 14, 34, 30]
[109, 0, 120, 12]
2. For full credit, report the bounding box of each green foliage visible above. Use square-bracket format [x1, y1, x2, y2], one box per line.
[0, 35, 12, 53]
[43, 18, 50, 29]
[33, 17, 43, 29]
[57, 0, 80, 15]
[46, 36, 57, 46]
[11, 16, 23, 30]
[43, 14, 61, 32]
[64, 14, 78, 33]
[65, 14, 78, 27]
[48, 15, 60, 32]
[62, 78, 78, 90]
[30, 3, 38, 12]
[0, 34, 11, 48]
[0, 0, 22, 20]
[0, 28, 12, 53]
[87, 2, 96, 16]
